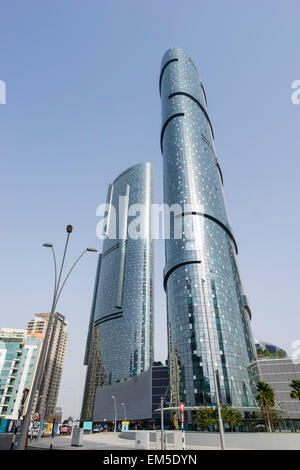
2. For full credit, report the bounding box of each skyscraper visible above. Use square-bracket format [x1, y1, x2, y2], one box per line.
[27, 312, 68, 421]
[81, 255, 104, 422]
[82, 162, 154, 420]
[160, 48, 257, 409]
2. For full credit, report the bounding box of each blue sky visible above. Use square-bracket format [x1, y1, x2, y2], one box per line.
[1, 0, 300, 419]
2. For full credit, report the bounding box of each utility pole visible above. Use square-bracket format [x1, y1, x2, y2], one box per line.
[160, 396, 165, 450]
[121, 402, 127, 427]
[112, 396, 117, 432]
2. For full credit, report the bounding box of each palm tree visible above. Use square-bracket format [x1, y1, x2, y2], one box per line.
[256, 347, 264, 358]
[289, 380, 300, 400]
[194, 407, 217, 431]
[263, 349, 271, 358]
[221, 405, 242, 432]
[256, 381, 275, 432]
[275, 349, 287, 358]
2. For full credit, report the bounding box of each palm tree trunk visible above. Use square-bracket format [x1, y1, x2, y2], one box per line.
[265, 406, 272, 432]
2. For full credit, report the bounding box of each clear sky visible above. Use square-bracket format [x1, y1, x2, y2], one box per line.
[1, 0, 299, 420]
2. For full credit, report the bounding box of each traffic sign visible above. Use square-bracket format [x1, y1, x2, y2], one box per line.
[32, 411, 40, 422]
[179, 403, 185, 424]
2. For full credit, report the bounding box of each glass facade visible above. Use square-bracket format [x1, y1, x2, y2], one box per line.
[160, 48, 257, 408]
[93, 162, 154, 385]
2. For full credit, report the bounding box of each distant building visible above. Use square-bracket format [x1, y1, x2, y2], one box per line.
[51, 406, 63, 424]
[255, 340, 287, 357]
[93, 365, 169, 428]
[27, 312, 68, 421]
[248, 358, 300, 424]
[0, 328, 42, 420]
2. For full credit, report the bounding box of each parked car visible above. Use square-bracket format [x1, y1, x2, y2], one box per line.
[59, 425, 72, 435]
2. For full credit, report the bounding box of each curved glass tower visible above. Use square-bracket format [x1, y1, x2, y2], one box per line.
[93, 162, 154, 385]
[160, 48, 257, 409]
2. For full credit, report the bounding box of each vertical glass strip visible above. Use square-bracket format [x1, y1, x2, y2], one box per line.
[116, 184, 130, 308]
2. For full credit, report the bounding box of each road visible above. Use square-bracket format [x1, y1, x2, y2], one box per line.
[0, 433, 14, 450]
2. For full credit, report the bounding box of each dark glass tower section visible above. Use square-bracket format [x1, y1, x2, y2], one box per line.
[160, 48, 257, 409]
[94, 162, 154, 385]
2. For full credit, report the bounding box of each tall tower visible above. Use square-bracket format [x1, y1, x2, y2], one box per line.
[81, 254, 104, 422]
[27, 312, 68, 420]
[160, 48, 257, 409]
[85, 162, 154, 397]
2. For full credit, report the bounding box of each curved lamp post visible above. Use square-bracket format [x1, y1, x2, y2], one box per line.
[14, 225, 97, 450]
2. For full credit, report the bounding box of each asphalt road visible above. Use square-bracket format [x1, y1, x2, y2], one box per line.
[0, 433, 41, 450]
[0, 433, 14, 450]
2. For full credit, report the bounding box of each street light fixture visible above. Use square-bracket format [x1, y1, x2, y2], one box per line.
[14, 226, 97, 450]
[112, 396, 117, 433]
[121, 402, 127, 424]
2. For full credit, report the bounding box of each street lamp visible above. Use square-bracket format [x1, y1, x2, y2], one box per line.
[160, 396, 165, 450]
[36, 395, 43, 428]
[112, 396, 117, 433]
[121, 402, 127, 424]
[14, 225, 97, 450]
[201, 278, 225, 450]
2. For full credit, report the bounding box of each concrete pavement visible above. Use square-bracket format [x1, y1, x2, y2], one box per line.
[27, 432, 222, 451]
[28, 432, 143, 450]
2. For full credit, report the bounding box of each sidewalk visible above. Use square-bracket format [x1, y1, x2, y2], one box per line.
[29, 432, 138, 450]
[28, 432, 222, 451]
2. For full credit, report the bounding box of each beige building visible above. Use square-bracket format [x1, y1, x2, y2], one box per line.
[27, 312, 68, 421]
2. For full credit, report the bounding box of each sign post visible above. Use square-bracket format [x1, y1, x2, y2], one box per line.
[179, 403, 185, 430]
[83, 421, 93, 435]
[179, 403, 185, 450]
[50, 418, 57, 450]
